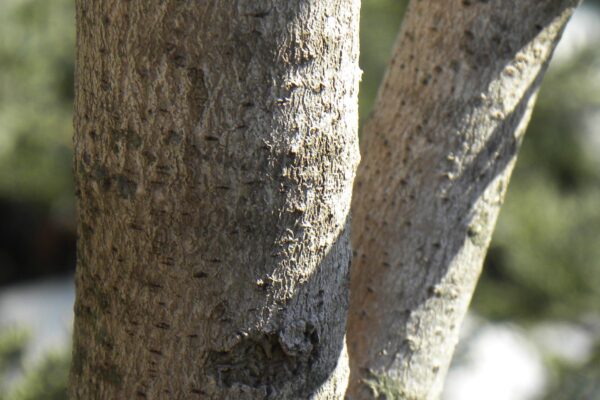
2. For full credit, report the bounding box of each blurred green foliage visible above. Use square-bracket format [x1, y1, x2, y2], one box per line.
[8, 351, 70, 400]
[0, 328, 69, 400]
[0, 0, 74, 206]
[543, 344, 600, 400]
[0, 329, 29, 388]
[359, 0, 407, 121]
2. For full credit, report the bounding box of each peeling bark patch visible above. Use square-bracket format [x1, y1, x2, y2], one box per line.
[206, 332, 318, 393]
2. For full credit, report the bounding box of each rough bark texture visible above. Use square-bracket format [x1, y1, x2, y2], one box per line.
[347, 1, 580, 399]
[69, 1, 360, 399]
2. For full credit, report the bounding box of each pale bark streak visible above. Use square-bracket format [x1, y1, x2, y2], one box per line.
[70, 1, 360, 399]
[347, 1, 580, 399]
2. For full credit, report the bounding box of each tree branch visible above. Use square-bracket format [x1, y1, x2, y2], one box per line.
[347, 1, 581, 398]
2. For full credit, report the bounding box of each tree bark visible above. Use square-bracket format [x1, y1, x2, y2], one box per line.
[347, 1, 580, 399]
[69, 1, 360, 399]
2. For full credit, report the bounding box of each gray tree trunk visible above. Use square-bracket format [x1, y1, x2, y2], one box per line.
[69, 1, 360, 399]
[347, 1, 580, 399]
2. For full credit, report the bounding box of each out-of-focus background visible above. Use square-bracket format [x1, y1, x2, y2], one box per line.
[0, 0, 599, 398]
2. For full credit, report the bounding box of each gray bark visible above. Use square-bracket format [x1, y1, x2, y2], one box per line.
[69, 1, 360, 399]
[346, 1, 580, 399]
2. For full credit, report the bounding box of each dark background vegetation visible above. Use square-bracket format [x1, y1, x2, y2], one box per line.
[1, 0, 599, 398]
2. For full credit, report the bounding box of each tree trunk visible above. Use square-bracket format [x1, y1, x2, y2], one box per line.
[69, 1, 360, 399]
[347, 1, 580, 399]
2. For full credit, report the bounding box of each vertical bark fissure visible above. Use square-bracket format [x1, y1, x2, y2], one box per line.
[70, 1, 360, 399]
[347, 1, 580, 399]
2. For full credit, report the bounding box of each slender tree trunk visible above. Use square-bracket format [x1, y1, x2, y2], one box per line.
[347, 1, 580, 398]
[69, 1, 360, 398]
